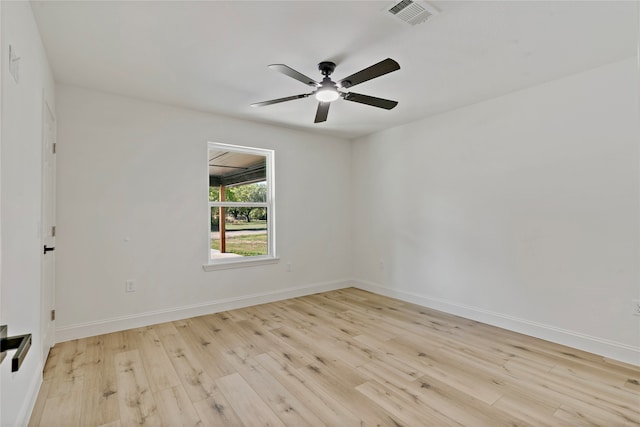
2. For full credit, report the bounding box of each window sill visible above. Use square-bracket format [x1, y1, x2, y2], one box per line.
[203, 256, 280, 271]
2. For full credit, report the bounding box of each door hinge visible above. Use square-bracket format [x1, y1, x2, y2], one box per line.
[51, 226, 56, 237]
[52, 143, 57, 154]
[50, 310, 56, 321]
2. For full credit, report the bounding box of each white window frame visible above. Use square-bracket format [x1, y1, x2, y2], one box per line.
[203, 142, 278, 271]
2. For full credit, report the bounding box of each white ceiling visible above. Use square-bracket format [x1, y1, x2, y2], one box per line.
[31, 1, 638, 140]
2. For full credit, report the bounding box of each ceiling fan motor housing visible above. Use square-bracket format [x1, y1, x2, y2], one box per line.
[318, 61, 336, 77]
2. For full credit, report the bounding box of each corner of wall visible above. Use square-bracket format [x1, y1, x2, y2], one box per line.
[352, 279, 640, 366]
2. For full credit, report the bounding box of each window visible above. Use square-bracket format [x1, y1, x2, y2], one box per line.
[205, 143, 276, 270]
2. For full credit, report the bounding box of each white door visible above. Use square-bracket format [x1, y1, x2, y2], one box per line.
[41, 100, 56, 362]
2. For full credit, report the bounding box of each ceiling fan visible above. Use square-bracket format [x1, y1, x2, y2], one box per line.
[251, 58, 400, 123]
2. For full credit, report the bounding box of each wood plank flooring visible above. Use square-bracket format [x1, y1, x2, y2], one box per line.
[29, 288, 640, 426]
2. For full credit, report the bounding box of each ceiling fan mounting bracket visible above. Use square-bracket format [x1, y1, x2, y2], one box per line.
[318, 61, 336, 77]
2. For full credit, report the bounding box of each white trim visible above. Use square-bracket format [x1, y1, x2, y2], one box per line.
[54, 277, 640, 365]
[353, 279, 640, 367]
[15, 364, 43, 427]
[210, 202, 268, 208]
[39, 95, 56, 365]
[203, 256, 279, 271]
[55, 279, 351, 342]
[208, 142, 273, 157]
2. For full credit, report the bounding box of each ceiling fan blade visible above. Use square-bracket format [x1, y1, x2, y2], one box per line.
[314, 102, 330, 123]
[250, 93, 311, 107]
[338, 58, 400, 89]
[269, 64, 318, 87]
[343, 92, 398, 110]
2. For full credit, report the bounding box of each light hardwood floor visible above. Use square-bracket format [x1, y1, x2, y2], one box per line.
[29, 288, 640, 426]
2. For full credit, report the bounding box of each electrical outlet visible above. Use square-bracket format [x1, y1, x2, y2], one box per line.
[286, 262, 292, 272]
[633, 299, 640, 316]
[125, 280, 136, 293]
[378, 259, 385, 270]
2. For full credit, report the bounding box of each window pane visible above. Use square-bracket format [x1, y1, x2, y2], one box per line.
[210, 183, 268, 203]
[210, 205, 220, 231]
[211, 207, 268, 258]
[209, 187, 220, 202]
[224, 182, 267, 203]
[209, 149, 266, 190]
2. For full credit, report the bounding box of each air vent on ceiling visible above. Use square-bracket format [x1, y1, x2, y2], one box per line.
[383, 0, 439, 26]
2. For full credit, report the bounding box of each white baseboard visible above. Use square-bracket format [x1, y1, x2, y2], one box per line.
[16, 365, 42, 427]
[55, 277, 640, 366]
[56, 279, 351, 342]
[353, 279, 640, 367]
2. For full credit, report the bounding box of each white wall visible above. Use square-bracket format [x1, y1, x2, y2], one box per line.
[55, 85, 352, 340]
[352, 58, 640, 365]
[1, 2, 56, 426]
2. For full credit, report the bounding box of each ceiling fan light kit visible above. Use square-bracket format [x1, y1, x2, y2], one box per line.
[315, 87, 340, 103]
[251, 58, 400, 123]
